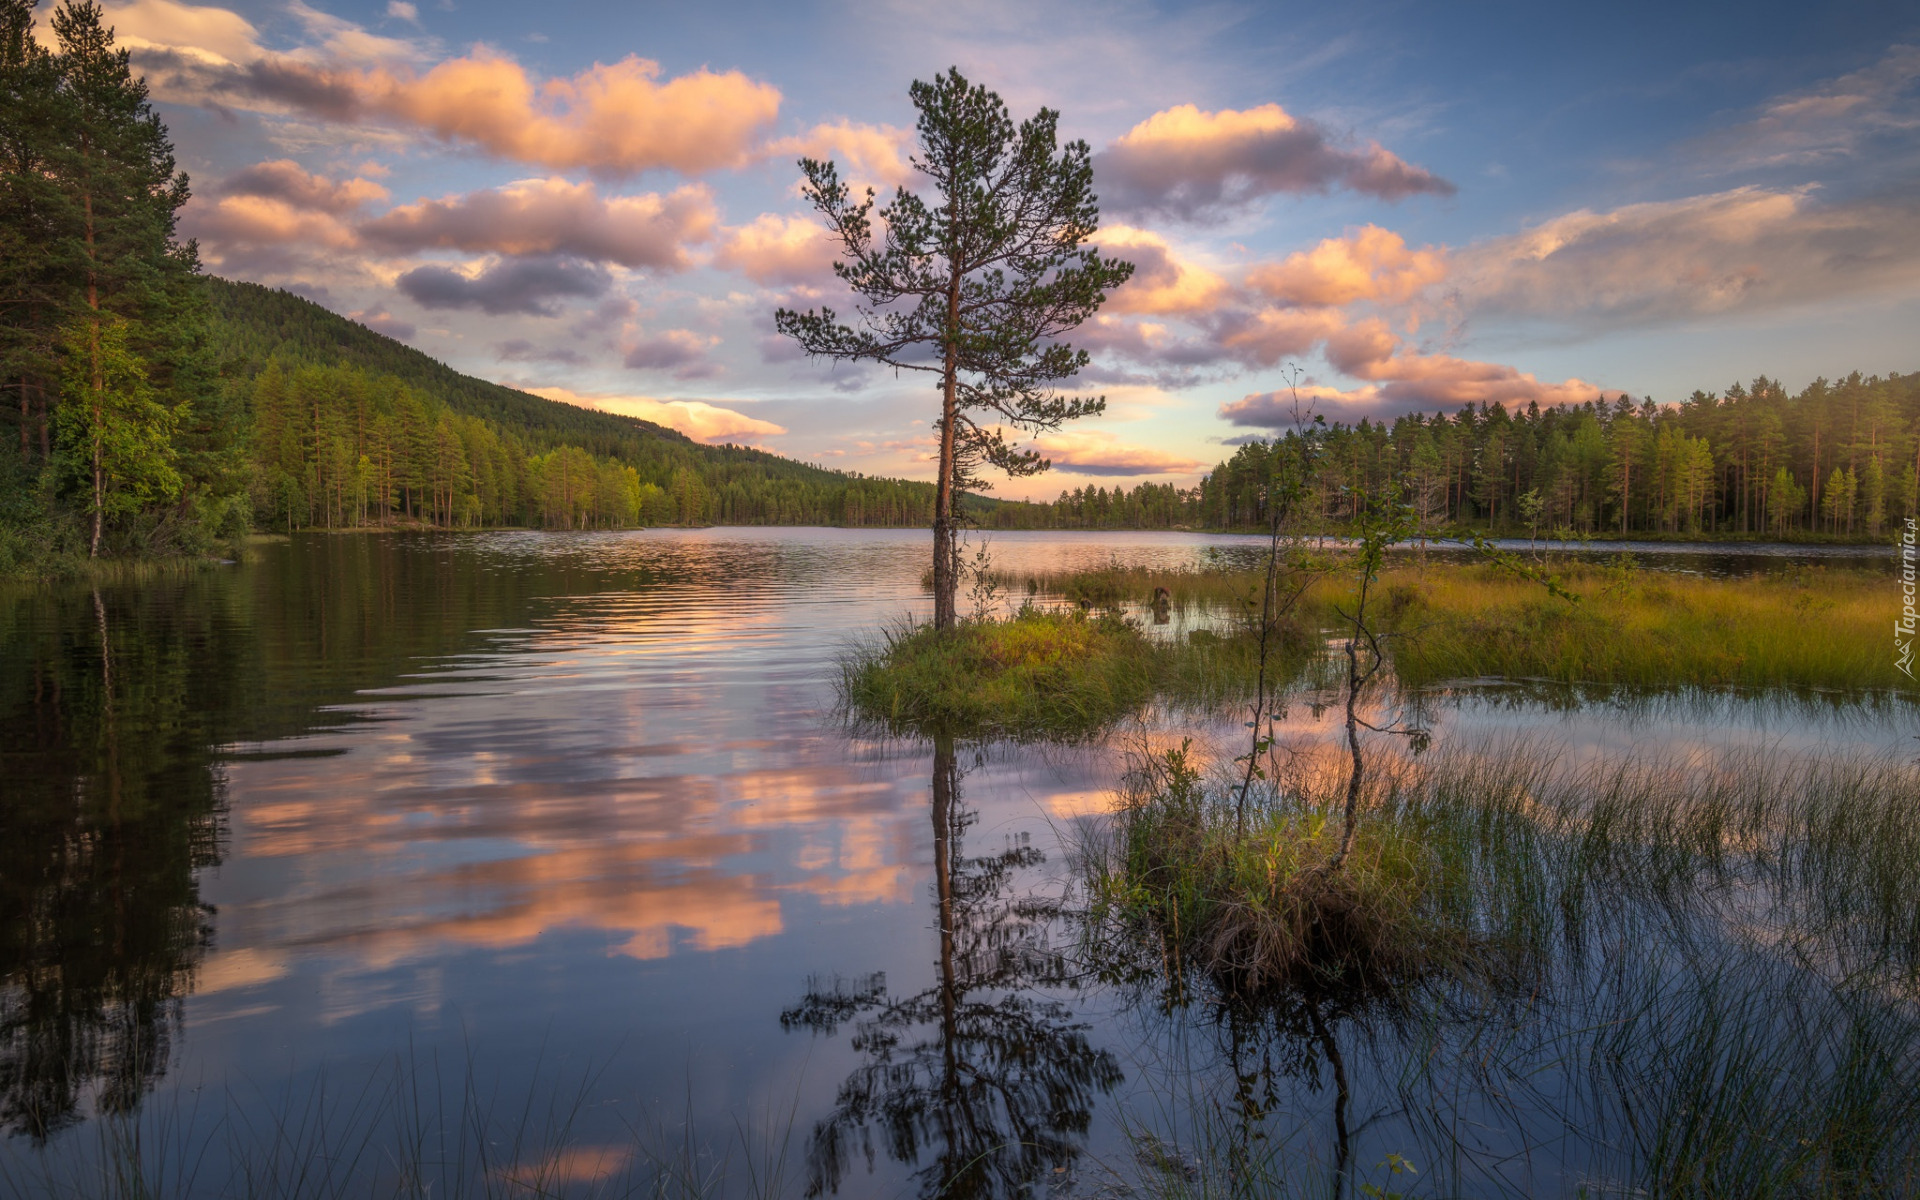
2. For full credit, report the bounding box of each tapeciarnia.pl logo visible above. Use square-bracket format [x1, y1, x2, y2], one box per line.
[1899, 516, 1917, 679]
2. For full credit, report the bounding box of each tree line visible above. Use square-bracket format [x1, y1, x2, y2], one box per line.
[983, 372, 1920, 540]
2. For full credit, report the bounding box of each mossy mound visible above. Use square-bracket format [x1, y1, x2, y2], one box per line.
[842, 608, 1158, 739]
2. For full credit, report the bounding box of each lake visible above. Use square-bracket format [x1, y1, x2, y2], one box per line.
[1, 528, 1912, 1198]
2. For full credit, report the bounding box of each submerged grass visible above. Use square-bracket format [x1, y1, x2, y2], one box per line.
[1083, 738, 1920, 1197]
[1, 1049, 802, 1200]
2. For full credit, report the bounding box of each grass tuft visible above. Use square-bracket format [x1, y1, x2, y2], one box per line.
[839, 607, 1160, 739]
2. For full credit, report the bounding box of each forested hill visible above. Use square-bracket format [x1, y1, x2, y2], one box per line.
[200, 277, 941, 531]
[214, 278, 718, 465]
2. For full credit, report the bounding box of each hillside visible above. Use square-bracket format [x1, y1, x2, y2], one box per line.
[203, 278, 943, 529]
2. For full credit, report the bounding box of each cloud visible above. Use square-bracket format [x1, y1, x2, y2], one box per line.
[77, 0, 264, 67]
[523, 386, 785, 443]
[384, 1, 418, 23]
[247, 52, 780, 176]
[1028, 431, 1204, 477]
[760, 120, 917, 190]
[349, 309, 416, 340]
[1453, 185, 1920, 326]
[95, 2, 781, 176]
[624, 330, 720, 378]
[216, 159, 390, 212]
[1092, 224, 1229, 315]
[495, 339, 589, 365]
[188, 192, 361, 249]
[1698, 44, 1920, 172]
[397, 256, 610, 315]
[1215, 307, 1349, 368]
[362, 179, 717, 269]
[285, 0, 418, 63]
[712, 213, 838, 285]
[1211, 314, 1603, 426]
[1095, 103, 1454, 220]
[1245, 224, 1446, 307]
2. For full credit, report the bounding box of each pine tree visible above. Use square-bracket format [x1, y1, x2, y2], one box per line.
[777, 68, 1133, 629]
[0, 0, 66, 461]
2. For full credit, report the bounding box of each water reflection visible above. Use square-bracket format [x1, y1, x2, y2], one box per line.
[0, 588, 228, 1139]
[782, 737, 1123, 1199]
[0, 529, 1910, 1192]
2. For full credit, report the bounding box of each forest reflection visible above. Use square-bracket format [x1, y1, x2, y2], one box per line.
[0, 586, 229, 1139]
[782, 736, 1124, 1199]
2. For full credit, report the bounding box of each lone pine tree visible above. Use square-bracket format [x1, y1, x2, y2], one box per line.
[777, 68, 1132, 629]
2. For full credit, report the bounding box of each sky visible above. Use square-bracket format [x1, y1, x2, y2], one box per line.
[72, 0, 1920, 498]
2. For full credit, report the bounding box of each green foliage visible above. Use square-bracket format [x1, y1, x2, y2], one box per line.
[54, 316, 182, 523]
[0, 0, 224, 561]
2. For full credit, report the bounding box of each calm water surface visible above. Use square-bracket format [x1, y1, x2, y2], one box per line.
[1, 528, 1910, 1197]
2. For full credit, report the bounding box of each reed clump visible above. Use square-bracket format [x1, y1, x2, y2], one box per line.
[1088, 744, 1479, 995]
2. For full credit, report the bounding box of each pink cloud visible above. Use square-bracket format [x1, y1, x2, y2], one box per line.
[1216, 307, 1348, 368]
[1453, 185, 1920, 325]
[362, 179, 717, 269]
[1245, 225, 1446, 307]
[343, 53, 778, 175]
[1091, 225, 1228, 316]
[108, 3, 781, 178]
[524, 386, 785, 443]
[215, 159, 388, 212]
[713, 213, 839, 285]
[1095, 103, 1454, 219]
[624, 330, 721, 379]
[188, 194, 360, 249]
[760, 120, 917, 190]
[1029, 431, 1205, 477]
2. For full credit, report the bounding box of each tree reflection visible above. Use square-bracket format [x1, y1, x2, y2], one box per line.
[0, 587, 233, 1140]
[781, 735, 1123, 1199]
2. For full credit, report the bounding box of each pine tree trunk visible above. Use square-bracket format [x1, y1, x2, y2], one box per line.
[931, 271, 961, 631]
[85, 181, 103, 557]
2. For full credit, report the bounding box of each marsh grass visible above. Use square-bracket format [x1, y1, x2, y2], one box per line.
[1386, 563, 1910, 693]
[1005, 560, 1912, 694]
[1082, 737, 1920, 1197]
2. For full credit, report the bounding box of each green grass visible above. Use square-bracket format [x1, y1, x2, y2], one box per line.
[1003, 560, 1913, 695]
[839, 606, 1324, 738]
[1385, 562, 1910, 692]
[840, 607, 1161, 739]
